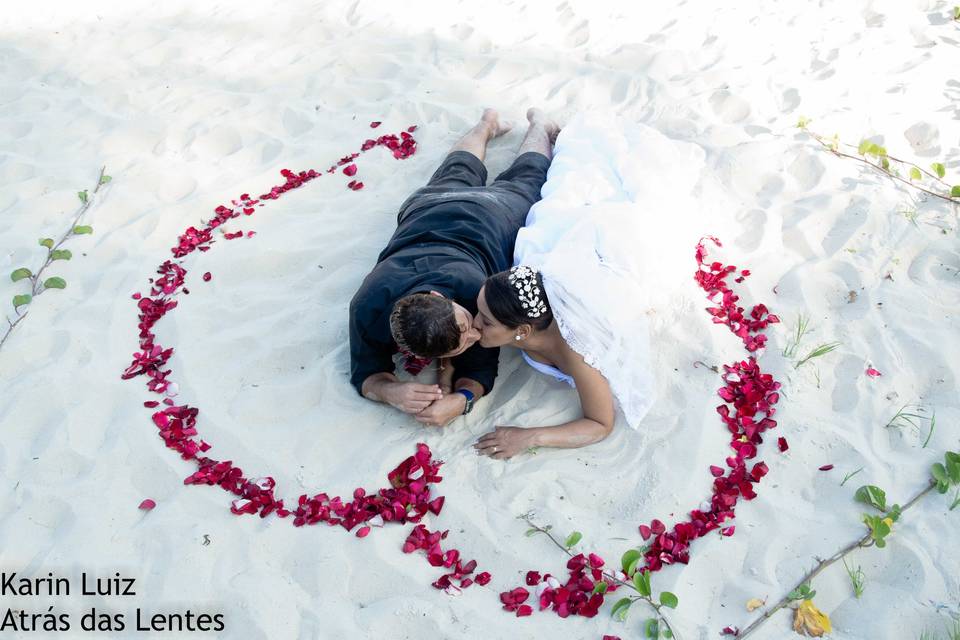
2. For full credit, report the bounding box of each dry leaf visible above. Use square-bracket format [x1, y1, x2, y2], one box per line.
[793, 599, 832, 637]
[746, 597, 764, 611]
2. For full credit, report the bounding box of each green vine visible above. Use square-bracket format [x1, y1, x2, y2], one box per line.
[2, 167, 110, 352]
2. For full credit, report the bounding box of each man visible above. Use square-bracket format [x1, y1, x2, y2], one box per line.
[349, 107, 559, 427]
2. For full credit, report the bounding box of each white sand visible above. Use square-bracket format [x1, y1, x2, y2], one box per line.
[1, 0, 958, 638]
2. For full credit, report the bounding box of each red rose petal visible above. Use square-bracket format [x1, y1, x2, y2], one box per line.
[721, 627, 739, 636]
[202, 272, 212, 282]
[777, 437, 789, 452]
[709, 465, 725, 477]
[370, 121, 382, 128]
[638, 524, 652, 540]
[475, 572, 492, 586]
[138, 499, 156, 511]
[516, 604, 533, 617]
[343, 164, 358, 177]
[866, 367, 882, 377]
[355, 526, 371, 538]
[819, 464, 834, 471]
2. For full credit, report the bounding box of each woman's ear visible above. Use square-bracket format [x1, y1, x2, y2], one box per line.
[518, 323, 533, 340]
[429, 290, 445, 298]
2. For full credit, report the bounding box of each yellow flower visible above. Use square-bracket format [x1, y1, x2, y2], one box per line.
[793, 599, 832, 637]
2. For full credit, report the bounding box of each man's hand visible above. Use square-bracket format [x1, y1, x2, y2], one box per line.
[415, 392, 467, 427]
[379, 381, 444, 414]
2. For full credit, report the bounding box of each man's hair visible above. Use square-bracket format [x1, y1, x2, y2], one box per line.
[389, 293, 460, 358]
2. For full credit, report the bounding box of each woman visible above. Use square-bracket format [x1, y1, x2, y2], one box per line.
[471, 112, 708, 459]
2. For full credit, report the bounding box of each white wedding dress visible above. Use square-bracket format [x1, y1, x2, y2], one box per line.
[512, 112, 708, 429]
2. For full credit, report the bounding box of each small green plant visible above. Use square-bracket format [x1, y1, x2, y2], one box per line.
[840, 467, 864, 486]
[796, 118, 960, 206]
[794, 342, 841, 369]
[782, 314, 811, 358]
[2, 167, 110, 353]
[842, 558, 865, 598]
[886, 404, 936, 446]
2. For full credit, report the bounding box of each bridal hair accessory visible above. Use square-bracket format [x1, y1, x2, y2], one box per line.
[508, 265, 547, 319]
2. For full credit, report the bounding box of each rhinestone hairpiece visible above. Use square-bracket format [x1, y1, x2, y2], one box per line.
[508, 265, 547, 319]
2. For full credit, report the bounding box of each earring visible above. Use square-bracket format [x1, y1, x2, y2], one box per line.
[515, 335, 522, 341]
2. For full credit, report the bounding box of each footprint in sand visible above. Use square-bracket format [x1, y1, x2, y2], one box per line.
[155, 173, 197, 203]
[829, 261, 869, 322]
[734, 208, 767, 252]
[831, 353, 862, 413]
[779, 88, 801, 113]
[907, 247, 960, 289]
[282, 107, 313, 137]
[709, 88, 751, 123]
[786, 149, 825, 192]
[192, 125, 242, 160]
[903, 121, 940, 157]
[823, 196, 871, 256]
[0, 120, 32, 139]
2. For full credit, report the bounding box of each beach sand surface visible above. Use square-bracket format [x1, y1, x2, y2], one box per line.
[1, 1, 958, 638]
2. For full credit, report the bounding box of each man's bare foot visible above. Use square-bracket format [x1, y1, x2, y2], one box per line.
[480, 108, 513, 140]
[526, 107, 561, 144]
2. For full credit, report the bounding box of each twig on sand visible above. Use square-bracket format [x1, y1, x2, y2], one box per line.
[0, 167, 108, 353]
[736, 480, 937, 639]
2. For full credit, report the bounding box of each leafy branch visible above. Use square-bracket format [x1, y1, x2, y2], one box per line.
[1, 167, 110, 353]
[521, 515, 681, 639]
[737, 451, 960, 638]
[797, 118, 960, 206]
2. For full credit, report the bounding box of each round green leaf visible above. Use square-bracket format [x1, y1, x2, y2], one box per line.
[622, 549, 642, 575]
[77, 190, 88, 203]
[100, 174, 112, 184]
[10, 267, 32, 282]
[909, 167, 922, 181]
[645, 618, 660, 638]
[633, 570, 651, 597]
[932, 163, 946, 179]
[932, 463, 948, 483]
[13, 294, 31, 308]
[611, 597, 633, 621]
[564, 531, 582, 548]
[73, 225, 93, 235]
[51, 249, 72, 261]
[43, 276, 66, 290]
[659, 591, 679, 609]
[951, 185, 960, 198]
[39, 238, 54, 249]
[857, 140, 871, 155]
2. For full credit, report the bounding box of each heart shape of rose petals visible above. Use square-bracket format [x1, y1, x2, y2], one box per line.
[121, 125, 485, 593]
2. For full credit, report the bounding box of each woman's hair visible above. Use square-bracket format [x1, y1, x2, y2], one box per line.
[484, 269, 553, 331]
[389, 293, 460, 357]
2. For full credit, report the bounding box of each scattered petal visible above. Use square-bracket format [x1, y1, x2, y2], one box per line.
[818, 464, 834, 471]
[138, 499, 156, 510]
[746, 597, 764, 611]
[865, 368, 882, 377]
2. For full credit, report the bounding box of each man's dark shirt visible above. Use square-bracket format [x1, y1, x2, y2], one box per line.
[348, 150, 550, 396]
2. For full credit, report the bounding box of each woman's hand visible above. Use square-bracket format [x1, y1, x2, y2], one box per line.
[473, 426, 536, 460]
